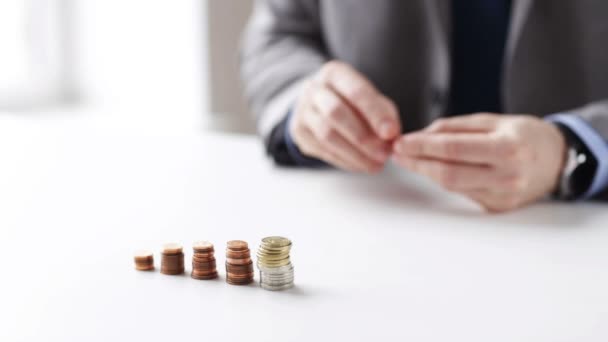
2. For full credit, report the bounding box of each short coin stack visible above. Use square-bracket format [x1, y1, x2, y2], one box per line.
[191, 241, 218, 280]
[134, 250, 154, 271]
[225, 240, 254, 285]
[161, 243, 185, 275]
[256, 236, 294, 291]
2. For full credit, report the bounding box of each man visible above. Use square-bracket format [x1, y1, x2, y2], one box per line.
[240, 1, 608, 212]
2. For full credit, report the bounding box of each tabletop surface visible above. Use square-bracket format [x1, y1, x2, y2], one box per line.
[0, 114, 607, 342]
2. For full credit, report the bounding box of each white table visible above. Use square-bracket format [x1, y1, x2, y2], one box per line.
[0, 114, 607, 342]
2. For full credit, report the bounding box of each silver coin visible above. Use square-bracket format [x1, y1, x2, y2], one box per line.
[260, 269, 294, 276]
[261, 276, 294, 281]
[260, 281, 294, 287]
[260, 275, 294, 281]
[260, 275, 294, 282]
[261, 276, 293, 281]
[257, 264, 294, 274]
[261, 282, 294, 291]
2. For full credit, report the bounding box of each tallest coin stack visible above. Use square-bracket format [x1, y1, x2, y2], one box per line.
[256, 236, 294, 291]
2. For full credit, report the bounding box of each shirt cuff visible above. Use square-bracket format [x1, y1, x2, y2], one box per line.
[547, 114, 608, 199]
[284, 111, 327, 168]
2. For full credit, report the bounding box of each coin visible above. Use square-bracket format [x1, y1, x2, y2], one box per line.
[227, 240, 249, 251]
[193, 241, 214, 252]
[134, 250, 154, 261]
[191, 241, 218, 281]
[226, 257, 252, 265]
[256, 236, 295, 291]
[261, 283, 294, 291]
[161, 243, 185, 275]
[134, 250, 155, 271]
[261, 236, 292, 248]
[162, 243, 183, 255]
[225, 240, 254, 285]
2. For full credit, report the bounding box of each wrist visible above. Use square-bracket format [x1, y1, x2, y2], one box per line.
[549, 123, 568, 195]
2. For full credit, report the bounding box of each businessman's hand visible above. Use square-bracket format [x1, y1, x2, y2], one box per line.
[289, 61, 400, 173]
[392, 114, 566, 212]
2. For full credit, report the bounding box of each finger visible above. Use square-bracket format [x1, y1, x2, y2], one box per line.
[316, 61, 400, 140]
[392, 156, 501, 191]
[311, 84, 390, 162]
[393, 132, 500, 165]
[294, 125, 363, 172]
[306, 113, 383, 173]
[425, 113, 499, 133]
[464, 190, 523, 213]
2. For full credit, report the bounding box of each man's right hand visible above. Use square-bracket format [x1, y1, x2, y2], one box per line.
[289, 61, 401, 173]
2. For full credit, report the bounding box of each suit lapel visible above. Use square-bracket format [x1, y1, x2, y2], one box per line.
[502, 0, 533, 111]
[505, 0, 533, 72]
[428, 0, 450, 47]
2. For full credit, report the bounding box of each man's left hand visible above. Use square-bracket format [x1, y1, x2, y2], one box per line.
[392, 114, 567, 212]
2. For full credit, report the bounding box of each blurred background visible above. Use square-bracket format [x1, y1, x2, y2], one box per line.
[0, 0, 255, 133]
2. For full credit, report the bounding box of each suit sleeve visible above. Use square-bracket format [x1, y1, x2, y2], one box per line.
[579, 103, 608, 200]
[240, 0, 328, 144]
[553, 100, 608, 200]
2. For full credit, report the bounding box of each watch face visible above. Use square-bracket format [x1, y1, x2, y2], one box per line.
[570, 151, 597, 198]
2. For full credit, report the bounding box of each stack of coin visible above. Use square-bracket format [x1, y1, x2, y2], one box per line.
[225, 240, 254, 285]
[161, 243, 185, 275]
[191, 241, 218, 280]
[134, 250, 154, 271]
[256, 236, 294, 291]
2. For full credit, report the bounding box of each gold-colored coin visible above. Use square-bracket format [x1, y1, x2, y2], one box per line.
[258, 255, 289, 261]
[256, 248, 289, 256]
[257, 258, 291, 267]
[256, 249, 289, 256]
[257, 245, 291, 253]
[261, 236, 292, 248]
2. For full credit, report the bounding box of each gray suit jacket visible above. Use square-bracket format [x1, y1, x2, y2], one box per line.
[240, 0, 608, 199]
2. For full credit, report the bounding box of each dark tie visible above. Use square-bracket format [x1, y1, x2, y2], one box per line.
[449, 0, 512, 115]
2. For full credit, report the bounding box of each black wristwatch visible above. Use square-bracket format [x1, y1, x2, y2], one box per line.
[552, 122, 598, 200]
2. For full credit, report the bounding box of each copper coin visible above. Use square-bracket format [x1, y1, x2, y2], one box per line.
[161, 254, 184, 261]
[192, 270, 218, 277]
[192, 260, 215, 266]
[162, 253, 184, 258]
[226, 261, 253, 268]
[161, 269, 184, 275]
[225, 267, 254, 275]
[193, 255, 216, 260]
[193, 255, 215, 260]
[134, 250, 154, 261]
[225, 250, 251, 259]
[227, 240, 249, 251]
[226, 263, 253, 270]
[192, 260, 216, 265]
[226, 278, 253, 285]
[192, 272, 218, 280]
[162, 243, 183, 254]
[136, 265, 155, 271]
[135, 259, 154, 265]
[193, 241, 214, 252]
[226, 271, 254, 278]
[226, 257, 252, 265]
[192, 265, 216, 271]
[193, 252, 215, 259]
